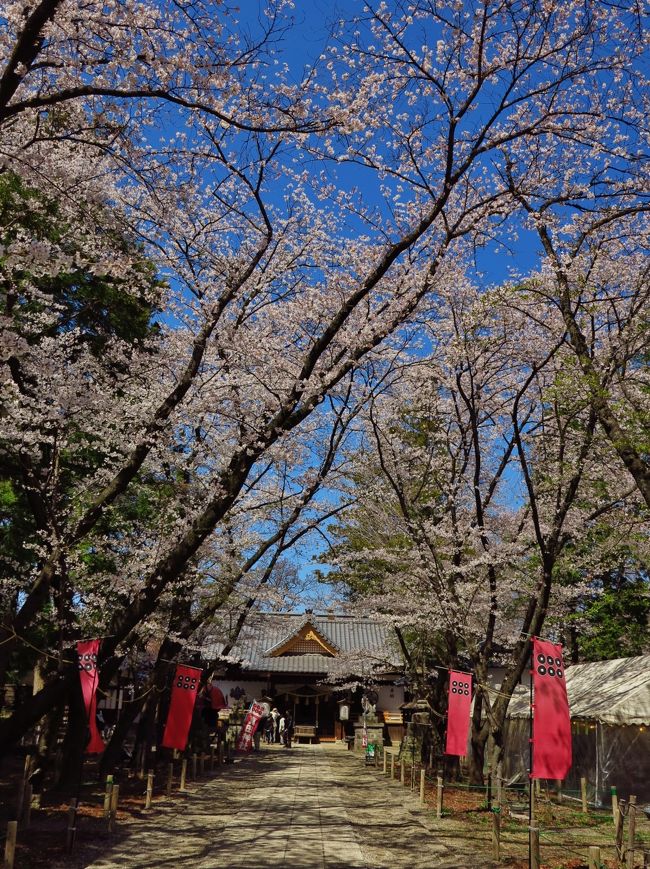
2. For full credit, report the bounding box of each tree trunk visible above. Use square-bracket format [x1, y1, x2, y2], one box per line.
[0, 668, 74, 760]
[56, 682, 87, 793]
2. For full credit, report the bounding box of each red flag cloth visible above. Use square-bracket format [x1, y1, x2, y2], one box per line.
[445, 670, 472, 756]
[162, 665, 202, 751]
[532, 638, 572, 780]
[235, 701, 265, 752]
[77, 640, 105, 754]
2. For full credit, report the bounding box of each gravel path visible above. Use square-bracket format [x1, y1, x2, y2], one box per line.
[66, 744, 496, 869]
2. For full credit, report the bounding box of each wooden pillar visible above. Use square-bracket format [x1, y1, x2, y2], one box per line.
[419, 768, 426, 806]
[611, 786, 618, 825]
[211, 746, 216, 772]
[627, 796, 637, 869]
[66, 799, 78, 852]
[581, 777, 588, 814]
[4, 821, 17, 869]
[615, 799, 626, 864]
[390, 754, 395, 780]
[588, 846, 601, 869]
[492, 812, 501, 861]
[145, 771, 154, 809]
[436, 776, 444, 819]
[530, 827, 540, 869]
[383, 750, 387, 775]
[400, 760, 405, 785]
[180, 759, 187, 791]
[108, 785, 120, 833]
[103, 775, 114, 819]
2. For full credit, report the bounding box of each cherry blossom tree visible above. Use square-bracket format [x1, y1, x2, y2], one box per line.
[323, 276, 647, 781]
[1, 0, 647, 762]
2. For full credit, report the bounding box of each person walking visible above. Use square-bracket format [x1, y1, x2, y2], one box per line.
[283, 712, 293, 748]
[278, 712, 286, 745]
[264, 713, 273, 744]
[271, 707, 280, 743]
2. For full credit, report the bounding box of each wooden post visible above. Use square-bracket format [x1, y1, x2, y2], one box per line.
[530, 827, 540, 869]
[557, 779, 563, 804]
[615, 799, 626, 865]
[192, 753, 197, 780]
[581, 776, 589, 814]
[200, 754, 206, 776]
[166, 762, 174, 797]
[436, 776, 444, 819]
[180, 758, 187, 791]
[145, 771, 154, 809]
[611, 786, 619, 825]
[492, 812, 501, 861]
[210, 746, 216, 772]
[531, 777, 536, 825]
[627, 796, 637, 869]
[108, 784, 120, 833]
[4, 821, 17, 869]
[66, 799, 78, 852]
[22, 784, 33, 828]
[419, 768, 426, 806]
[218, 742, 224, 766]
[588, 846, 601, 869]
[383, 750, 387, 775]
[103, 775, 113, 818]
[400, 760, 405, 785]
[390, 754, 395, 780]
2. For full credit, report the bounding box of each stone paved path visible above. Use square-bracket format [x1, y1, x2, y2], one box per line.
[77, 744, 495, 869]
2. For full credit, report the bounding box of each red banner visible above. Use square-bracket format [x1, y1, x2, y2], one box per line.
[77, 640, 105, 754]
[532, 638, 571, 779]
[235, 701, 265, 752]
[162, 664, 202, 751]
[445, 670, 472, 756]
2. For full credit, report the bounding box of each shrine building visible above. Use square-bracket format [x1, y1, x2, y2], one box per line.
[204, 611, 406, 742]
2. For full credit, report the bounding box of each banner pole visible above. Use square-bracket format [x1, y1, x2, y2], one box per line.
[528, 644, 534, 869]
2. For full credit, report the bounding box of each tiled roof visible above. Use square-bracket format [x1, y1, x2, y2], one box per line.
[202, 614, 402, 675]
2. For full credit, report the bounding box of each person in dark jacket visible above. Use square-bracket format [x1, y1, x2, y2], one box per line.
[283, 712, 294, 748]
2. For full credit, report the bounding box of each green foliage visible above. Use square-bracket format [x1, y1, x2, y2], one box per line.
[0, 170, 161, 355]
[553, 518, 650, 661]
[0, 171, 167, 676]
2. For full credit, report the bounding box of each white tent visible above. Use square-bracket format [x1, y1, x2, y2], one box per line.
[505, 655, 650, 805]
